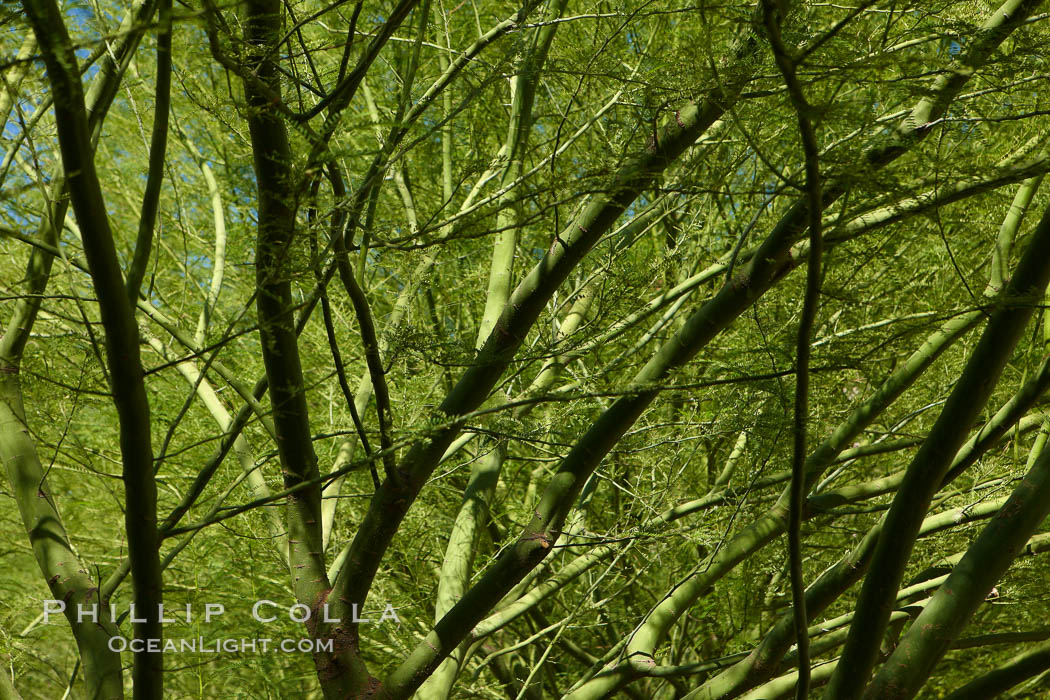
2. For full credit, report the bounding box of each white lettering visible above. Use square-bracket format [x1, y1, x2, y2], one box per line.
[379, 604, 401, 624]
[77, 603, 98, 623]
[351, 604, 370, 623]
[252, 600, 278, 622]
[204, 603, 224, 622]
[289, 603, 311, 623]
[43, 600, 66, 623]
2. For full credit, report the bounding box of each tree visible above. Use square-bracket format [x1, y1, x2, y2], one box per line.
[3, 0, 1050, 697]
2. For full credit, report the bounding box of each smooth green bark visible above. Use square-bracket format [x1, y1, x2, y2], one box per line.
[862, 399, 1050, 699]
[827, 194, 1050, 699]
[239, 0, 370, 693]
[941, 640, 1050, 700]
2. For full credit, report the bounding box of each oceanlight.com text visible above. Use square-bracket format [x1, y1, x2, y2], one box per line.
[107, 637, 336, 654]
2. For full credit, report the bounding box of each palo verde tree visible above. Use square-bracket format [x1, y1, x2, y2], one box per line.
[3, 0, 1050, 697]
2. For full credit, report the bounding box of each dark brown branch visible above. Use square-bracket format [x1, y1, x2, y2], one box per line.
[763, 1, 823, 696]
[125, 0, 172, 302]
[21, 0, 163, 695]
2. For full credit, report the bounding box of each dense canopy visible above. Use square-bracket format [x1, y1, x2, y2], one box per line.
[3, 0, 1050, 697]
